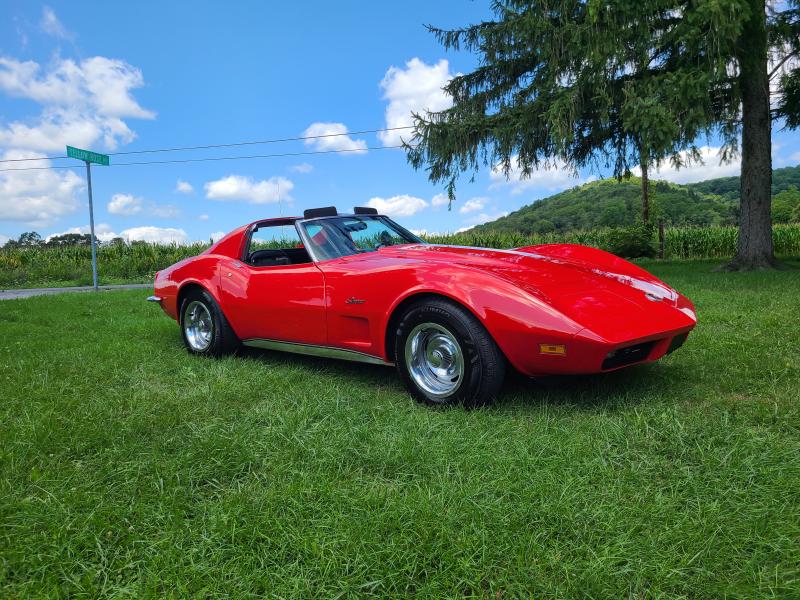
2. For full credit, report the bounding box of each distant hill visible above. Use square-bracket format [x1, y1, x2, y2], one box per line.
[476, 164, 800, 234]
[687, 164, 800, 201]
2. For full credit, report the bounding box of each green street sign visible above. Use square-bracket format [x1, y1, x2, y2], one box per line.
[66, 145, 110, 166]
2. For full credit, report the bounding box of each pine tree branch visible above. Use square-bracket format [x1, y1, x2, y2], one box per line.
[769, 50, 799, 80]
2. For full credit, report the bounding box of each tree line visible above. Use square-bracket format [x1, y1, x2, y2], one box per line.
[2, 232, 131, 249]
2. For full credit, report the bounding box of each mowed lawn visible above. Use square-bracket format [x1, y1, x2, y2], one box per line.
[1, 261, 799, 598]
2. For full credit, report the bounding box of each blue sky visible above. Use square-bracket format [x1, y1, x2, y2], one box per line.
[1, 2, 798, 245]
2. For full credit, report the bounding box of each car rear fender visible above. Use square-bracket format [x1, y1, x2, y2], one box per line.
[156, 255, 226, 322]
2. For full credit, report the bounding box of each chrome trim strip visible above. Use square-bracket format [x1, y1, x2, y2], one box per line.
[242, 338, 392, 366]
[146, 295, 162, 303]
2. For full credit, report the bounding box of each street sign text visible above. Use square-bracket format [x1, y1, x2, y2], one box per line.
[66, 146, 110, 166]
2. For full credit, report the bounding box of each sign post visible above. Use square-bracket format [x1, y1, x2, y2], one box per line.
[66, 146, 109, 291]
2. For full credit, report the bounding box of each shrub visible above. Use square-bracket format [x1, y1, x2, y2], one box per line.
[605, 224, 657, 258]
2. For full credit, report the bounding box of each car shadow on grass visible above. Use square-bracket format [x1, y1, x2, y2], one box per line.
[238, 345, 681, 413]
[237, 346, 396, 383]
[500, 363, 684, 412]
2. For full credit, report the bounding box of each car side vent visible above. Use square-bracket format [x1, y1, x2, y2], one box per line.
[353, 206, 378, 215]
[303, 206, 338, 219]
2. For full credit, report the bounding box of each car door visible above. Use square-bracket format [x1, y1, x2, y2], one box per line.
[218, 222, 326, 345]
[299, 216, 421, 359]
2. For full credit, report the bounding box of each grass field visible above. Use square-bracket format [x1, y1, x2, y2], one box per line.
[1, 260, 799, 597]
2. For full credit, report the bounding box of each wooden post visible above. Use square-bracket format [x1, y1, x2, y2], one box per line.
[658, 219, 665, 259]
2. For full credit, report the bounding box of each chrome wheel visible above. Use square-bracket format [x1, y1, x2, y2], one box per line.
[184, 300, 213, 352]
[404, 322, 464, 399]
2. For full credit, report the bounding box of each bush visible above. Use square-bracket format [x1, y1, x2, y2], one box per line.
[605, 224, 657, 258]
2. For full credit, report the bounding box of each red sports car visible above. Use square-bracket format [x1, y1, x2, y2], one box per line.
[149, 206, 696, 407]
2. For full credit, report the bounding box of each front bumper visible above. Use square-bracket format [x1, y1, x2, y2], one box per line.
[512, 325, 694, 377]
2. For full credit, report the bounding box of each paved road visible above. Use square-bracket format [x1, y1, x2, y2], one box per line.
[0, 283, 151, 300]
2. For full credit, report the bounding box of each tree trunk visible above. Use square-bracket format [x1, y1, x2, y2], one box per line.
[641, 159, 650, 224]
[725, 0, 777, 270]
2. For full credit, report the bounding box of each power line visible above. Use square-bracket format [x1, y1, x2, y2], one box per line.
[0, 144, 415, 172]
[0, 125, 416, 164]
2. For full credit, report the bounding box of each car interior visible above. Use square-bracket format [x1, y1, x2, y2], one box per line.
[245, 223, 312, 267]
[247, 247, 311, 267]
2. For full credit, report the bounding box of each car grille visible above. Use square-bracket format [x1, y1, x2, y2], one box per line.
[602, 341, 656, 370]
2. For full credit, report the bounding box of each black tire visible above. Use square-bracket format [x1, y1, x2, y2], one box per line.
[179, 288, 239, 357]
[394, 298, 506, 408]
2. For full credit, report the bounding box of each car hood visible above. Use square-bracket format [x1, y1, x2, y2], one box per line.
[377, 244, 696, 343]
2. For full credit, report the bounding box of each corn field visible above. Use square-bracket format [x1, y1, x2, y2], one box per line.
[2, 224, 799, 287]
[425, 224, 800, 260]
[0, 242, 205, 288]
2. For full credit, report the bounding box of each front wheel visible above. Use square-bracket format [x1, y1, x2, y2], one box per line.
[394, 299, 506, 408]
[179, 288, 239, 356]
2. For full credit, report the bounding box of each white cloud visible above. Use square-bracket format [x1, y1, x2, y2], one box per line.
[459, 197, 488, 214]
[198, 214, 209, 221]
[45, 223, 187, 244]
[290, 162, 313, 173]
[791, 151, 800, 164]
[633, 146, 741, 184]
[40, 7, 73, 40]
[463, 211, 509, 226]
[0, 150, 83, 226]
[175, 179, 193, 194]
[490, 157, 587, 195]
[0, 233, 10, 246]
[365, 194, 429, 217]
[107, 193, 142, 216]
[120, 226, 187, 244]
[431, 193, 450, 208]
[770, 54, 800, 111]
[302, 122, 367, 153]
[0, 56, 156, 119]
[209, 231, 226, 242]
[204, 175, 294, 204]
[378, 58, 456, 146]
[0, 56, 154, 152]
[107, 193, 179, 218]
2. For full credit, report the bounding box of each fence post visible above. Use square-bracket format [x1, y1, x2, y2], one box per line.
[658, 219, 665, 259]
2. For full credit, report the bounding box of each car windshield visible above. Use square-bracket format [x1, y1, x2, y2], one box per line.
[300, 215, 424, 261]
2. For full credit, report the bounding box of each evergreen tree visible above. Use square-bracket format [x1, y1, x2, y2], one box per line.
[407, 0, 799, 269]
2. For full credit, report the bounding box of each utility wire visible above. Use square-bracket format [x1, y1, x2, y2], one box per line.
[0, 144, 415, 172]
[0, 125, 416, 164]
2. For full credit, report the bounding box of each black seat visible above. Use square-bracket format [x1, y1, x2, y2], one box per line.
[249, 249, 290, 266]
[248, 247, 311, 266]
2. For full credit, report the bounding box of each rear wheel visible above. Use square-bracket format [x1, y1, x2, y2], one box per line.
[394, 299, 506, 407]
[180, 289, 239, 356]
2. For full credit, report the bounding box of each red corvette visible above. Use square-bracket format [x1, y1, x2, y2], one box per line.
[149, 206, 696, 407]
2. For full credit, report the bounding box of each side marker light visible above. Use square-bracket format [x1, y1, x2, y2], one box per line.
[539, 343, 566, 356]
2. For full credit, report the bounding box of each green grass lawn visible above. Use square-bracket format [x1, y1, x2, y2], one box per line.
[1, 260, 799, 598]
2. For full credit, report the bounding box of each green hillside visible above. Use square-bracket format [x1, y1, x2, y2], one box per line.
[687, 164, 800, 201]
[477, 165, 800, 234]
